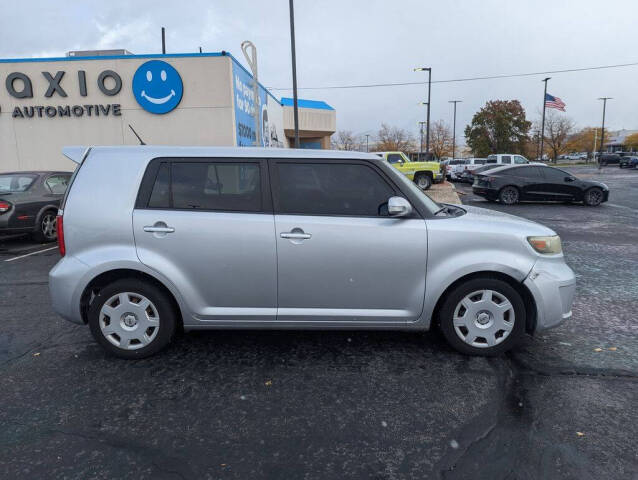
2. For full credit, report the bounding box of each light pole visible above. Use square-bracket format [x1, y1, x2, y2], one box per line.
[539, 77, 550, 161]
[449, 100, 462, 161]
[365, 134, 370, 152]
[418, 121, 427, 155]
[598, 97, 612, 168]
[414, 67, 432, 155]
[288, 0, 300, 148]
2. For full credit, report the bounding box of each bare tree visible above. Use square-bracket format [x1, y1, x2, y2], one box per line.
[541, 112, 575, 162]
[374, 124, 414, 152]
[430, 120, 453, 159]
[331, 130, 357, 150]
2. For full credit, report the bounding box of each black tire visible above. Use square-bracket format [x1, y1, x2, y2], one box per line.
[414, 173, 432, 190]
[498, 186, 519, 205]
[583, 187, 604, 206]
[88, 279, 177, 359]
[32, 209, 58, 243]
[438, 277, 526, 356]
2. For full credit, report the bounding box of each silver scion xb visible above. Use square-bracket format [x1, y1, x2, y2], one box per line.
[50, 146, 576, 359]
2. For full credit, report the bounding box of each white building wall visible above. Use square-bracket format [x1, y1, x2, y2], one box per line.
[0, 54, 237, 172]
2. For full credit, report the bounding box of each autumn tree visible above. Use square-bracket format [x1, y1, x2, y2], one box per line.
[375, 124, 415, 152]
[565, 127, 609, 158]
[430, 120, 453, 159]
[331, 130, 357, 150]
[464, 100, 531, 157]
[541, 112, 575, 162]
[624, 132, 638, 151]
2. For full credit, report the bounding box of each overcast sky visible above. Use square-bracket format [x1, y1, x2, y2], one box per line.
[1, 0, 636, 144]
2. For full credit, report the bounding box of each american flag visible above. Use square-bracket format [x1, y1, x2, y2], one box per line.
[545, 93, 566, 111]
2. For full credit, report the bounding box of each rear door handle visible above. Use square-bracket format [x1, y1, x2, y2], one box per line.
[143, 226, 175, 233]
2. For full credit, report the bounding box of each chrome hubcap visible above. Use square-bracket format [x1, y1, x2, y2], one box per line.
[453, 290, 515, 348]
[588, 190, 602, 204]
[99, 292, 160, 350]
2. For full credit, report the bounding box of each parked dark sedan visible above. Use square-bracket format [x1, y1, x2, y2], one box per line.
[0, 171, 72, 242]
[472, 164, 609, 206]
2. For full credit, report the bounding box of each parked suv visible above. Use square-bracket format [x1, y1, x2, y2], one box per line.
[50, 146, 575, 359]
[374, 151, 442, 189]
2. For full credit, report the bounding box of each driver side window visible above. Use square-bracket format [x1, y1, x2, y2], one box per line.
[276, 162, 395, 217]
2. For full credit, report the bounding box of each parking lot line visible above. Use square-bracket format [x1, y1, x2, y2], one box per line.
[4, 246, 58, 262]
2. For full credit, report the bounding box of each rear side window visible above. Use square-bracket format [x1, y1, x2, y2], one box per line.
[276, 163, 394, 216]
[142, 161, 262, 212]
[45, 174, 71, 194]
[501, 156, 512, 164]
[510, 166, 542, 178]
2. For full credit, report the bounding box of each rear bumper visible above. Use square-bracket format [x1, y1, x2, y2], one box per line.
[49, 255, 90, 324]
[524, 256, 576, 332]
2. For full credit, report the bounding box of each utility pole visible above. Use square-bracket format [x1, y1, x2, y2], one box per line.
[365, 134, 370, 152]
[598, 97, 612, 168]
[288, 0, 300, 148]
[539, 77, 550, 161]
[415, 67, 432, 156]
[449, 100, 462, 161]
[161, 27, 166, 54]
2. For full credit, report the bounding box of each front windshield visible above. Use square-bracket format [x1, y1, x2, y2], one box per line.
[0, 174, 37, 192]
[380, 161, 440, 214]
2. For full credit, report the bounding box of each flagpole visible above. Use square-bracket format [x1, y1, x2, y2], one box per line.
[539, 77, 550, 162]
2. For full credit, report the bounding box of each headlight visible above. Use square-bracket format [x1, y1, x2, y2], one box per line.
[527, 235, 562, 254]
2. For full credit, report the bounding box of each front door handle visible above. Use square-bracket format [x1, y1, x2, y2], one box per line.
[280, 232, 311, 240]
[143, 225, 175, 233]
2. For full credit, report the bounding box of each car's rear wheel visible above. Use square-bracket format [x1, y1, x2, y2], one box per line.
[439, 277, 526, 356]
[32, 210, 58, 243]
[498, 186, 519, 205]
[88, 279, 177, 359]
[414, 173, 432, 190]
[583, 187, 604, 206]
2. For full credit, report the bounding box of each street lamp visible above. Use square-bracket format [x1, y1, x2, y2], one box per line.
[449, 100, 462, 161]
[598, 97, 612, 166]
[414, 67, 432, 155]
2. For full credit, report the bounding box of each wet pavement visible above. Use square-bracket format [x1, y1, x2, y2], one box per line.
[1, 165, 637, 479]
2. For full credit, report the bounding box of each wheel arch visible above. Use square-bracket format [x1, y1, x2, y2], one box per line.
[79, 268, 184, 329]
[432, 270, 537, 334]
[33, 204, 59, 231]
[414, 170, 434, 179]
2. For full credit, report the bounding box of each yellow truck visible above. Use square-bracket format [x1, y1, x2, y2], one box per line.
[374, 151, 442, 190]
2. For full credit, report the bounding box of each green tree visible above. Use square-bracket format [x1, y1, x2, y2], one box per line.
[464, 100, 531, 157]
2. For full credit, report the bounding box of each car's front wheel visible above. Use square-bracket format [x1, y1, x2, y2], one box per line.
[414, 173, 432, 190]
[583, 187, 604, 206]
[88, 279, 177, 359]
[438, 277, 526, 356]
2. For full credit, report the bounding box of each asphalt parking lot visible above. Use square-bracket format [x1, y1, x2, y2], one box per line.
[1, 165, 637, 479]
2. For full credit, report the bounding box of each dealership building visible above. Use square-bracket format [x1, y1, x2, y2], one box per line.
[0, 50, 336, 172]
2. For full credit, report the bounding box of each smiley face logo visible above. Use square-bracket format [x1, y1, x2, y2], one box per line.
[132, 60, 183, 114]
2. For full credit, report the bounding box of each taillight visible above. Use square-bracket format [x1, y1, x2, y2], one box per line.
[0, 201, 11, 213]
[56, 214, 65, 256]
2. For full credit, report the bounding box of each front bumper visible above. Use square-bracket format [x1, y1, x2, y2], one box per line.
[524, 256, 576, 332]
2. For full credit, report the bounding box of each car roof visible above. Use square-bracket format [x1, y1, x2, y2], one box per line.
[0, 170, 72, 175]
[77, 146, 386, 163]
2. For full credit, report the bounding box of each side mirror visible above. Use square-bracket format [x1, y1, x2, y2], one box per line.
[388, 196, 413, 217]
[565, 176, 575, 182]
